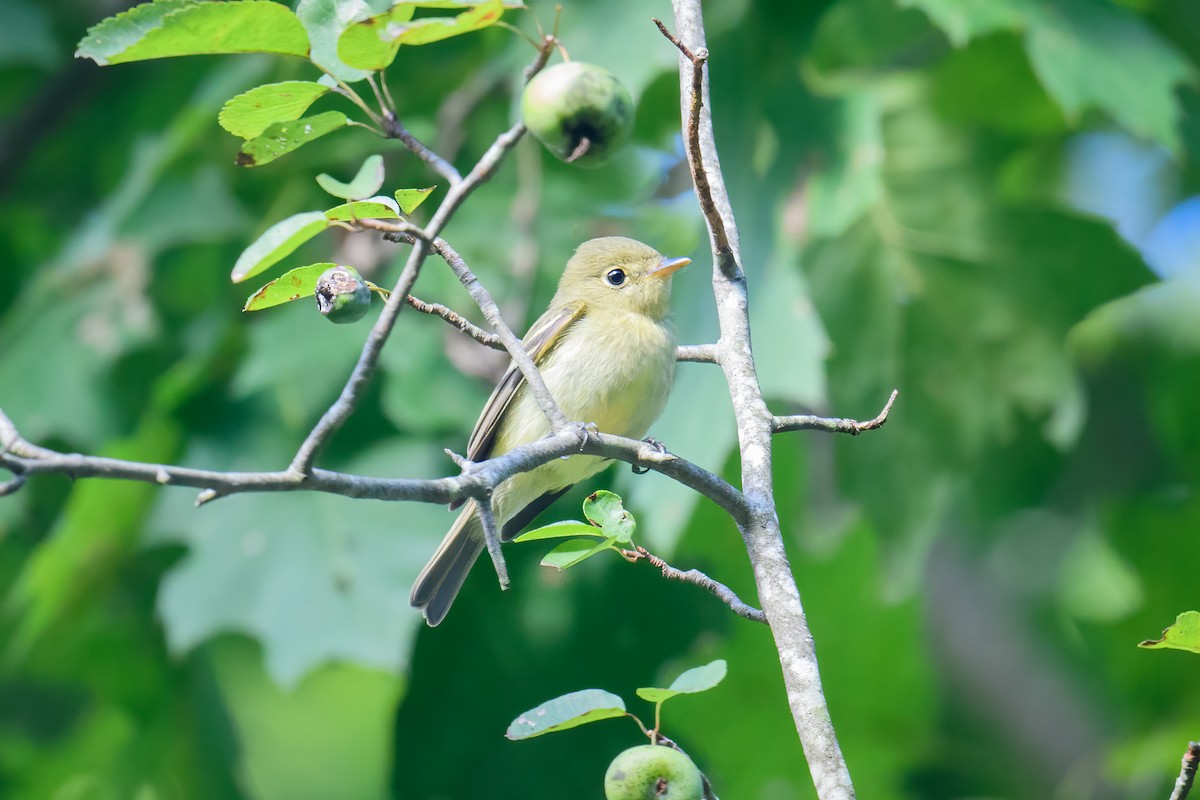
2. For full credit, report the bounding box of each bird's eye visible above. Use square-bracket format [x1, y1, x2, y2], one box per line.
[605, 269, 626, 287]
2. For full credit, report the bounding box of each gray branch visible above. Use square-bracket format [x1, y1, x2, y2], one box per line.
[625, 545, 765, 624]
[288, 41, 557, 476]
[663, 5, 857, 798]
[772, 390, 898, 435]
[1, 408, 747, 527]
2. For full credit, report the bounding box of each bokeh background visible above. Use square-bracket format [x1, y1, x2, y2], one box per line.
[2, 0, 1200, 797]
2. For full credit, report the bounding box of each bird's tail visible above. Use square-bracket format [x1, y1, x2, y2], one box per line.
[410, 501, 484, 627]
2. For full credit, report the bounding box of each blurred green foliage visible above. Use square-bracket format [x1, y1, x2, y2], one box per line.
[2, 0, 1200, 798]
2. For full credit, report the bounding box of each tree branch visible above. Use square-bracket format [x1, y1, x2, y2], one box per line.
[1, 409, 748, 528]
[623, 545, 766, 624]
[661, 6, 857, 798]
[772, 390, 898, 435]
[381, 111, 463, 186]
[288, 40, 557, 476]
[675, 344, 720, 364]
[406, 294, 501, 349]
[1170, 742, 1200, 800]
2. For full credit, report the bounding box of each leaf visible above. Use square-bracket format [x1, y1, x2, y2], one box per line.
[152, 440, 449, 685]
[539, 538, 617, 570]
[1024, 0, 1190, 152]
[316, 154, 385, 201]
[1139, 611, 1200, 654]
[394, 186, 436, 215]
[636, 659, 728, 703]
[583, 490, 636, 544]
[336, 2, 417, 70]
[296, 0, 395, 83]
[324, 196, 400, 221]
[231, 211, 329, 283]
[243, 263, 333, 312]
[512, 521, 606, 543]
[219, 81, 332, 140]
[505, 689, 627, 740]
[897, 0, 1023, 46]
[236, 110, 349, 168]
[902, 0, 1190, 151]
[338, 0, 506, 70]
[76, 0, 309, 66]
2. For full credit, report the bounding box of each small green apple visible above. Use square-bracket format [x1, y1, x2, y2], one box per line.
[604, 745, 704, 800]
[521, 61, 634, 166]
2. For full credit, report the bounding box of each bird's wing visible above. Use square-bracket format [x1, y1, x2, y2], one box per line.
[465, 299, 587, 463]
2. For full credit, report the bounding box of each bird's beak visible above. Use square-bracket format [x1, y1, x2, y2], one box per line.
[648, 256, 691, 279]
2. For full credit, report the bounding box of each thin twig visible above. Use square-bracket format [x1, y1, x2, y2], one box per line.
[624, 545, 765, 624]
[675, 344, 719, 364]
[475, 496, 509, 590]
[381, 111, 464, 186]
[288, 42, 558, 475]
[652, 17, 735, 278]
[360, 220, 569, 432]
[771, 390, 898, 435]
[406, 294, 500, 349]
[1170, 742, 1200, 800]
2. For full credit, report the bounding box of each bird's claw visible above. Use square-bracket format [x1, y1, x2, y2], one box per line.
[631, 436, 668, 474]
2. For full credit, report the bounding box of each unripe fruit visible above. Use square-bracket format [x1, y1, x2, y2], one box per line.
[604, 745, 704, 800]
[315, 265, 371, 324]
[521, 61, 634, 167]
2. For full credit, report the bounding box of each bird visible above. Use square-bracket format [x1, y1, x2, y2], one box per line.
[410, 236, 690, 626]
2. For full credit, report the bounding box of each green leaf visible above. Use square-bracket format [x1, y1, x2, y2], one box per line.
[242, 263, 333, 312]
[336, 2, 417, 71]
[231, 211, 329, 283]
[897, 0, 1023, 46]
[296, 0, 394, 83]
[316, 155, 385, 201]
[236, 110, 349, 167]
[540, 537, 617, 570]
[903, 0, 1191, 151]
[218, 80, 332, 140]
[636, 659, 728, 704]
[1138, 611, 1200, 654]
[338, 0, 506, 70]
[512, 521, 606, 543]
[1023, 0, 1190, 152]
[76, 0, 310, 66]
[505, 689, 627, 740]
[324, 196, 400, 221]
[394, 186, 437, 215]
[583, 490, 636, 544]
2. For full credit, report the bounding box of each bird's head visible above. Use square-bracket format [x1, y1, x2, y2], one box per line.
[553, 236, 691, 320]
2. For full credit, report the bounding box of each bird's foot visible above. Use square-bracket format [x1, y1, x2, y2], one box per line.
[632, 436, 669, 474]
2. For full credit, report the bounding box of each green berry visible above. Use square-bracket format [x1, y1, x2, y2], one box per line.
[521, 62, 634, 167]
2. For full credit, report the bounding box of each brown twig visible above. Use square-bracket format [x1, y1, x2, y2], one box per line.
[1171, 742, 1200, 800]
[406, 294, 500, 349]
[623, 545, 765, 624]
[771, 390, 898, 435]
[652, 17, 735, 278]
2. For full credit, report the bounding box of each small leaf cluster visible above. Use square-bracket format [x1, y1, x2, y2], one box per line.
[75, 0, 515, 320]
[514, 490, 638, 570]
[77, 0, 519, 164]
[505, 659, 727, 741]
